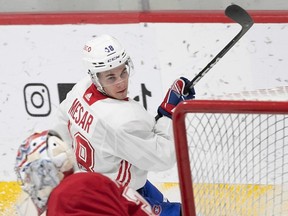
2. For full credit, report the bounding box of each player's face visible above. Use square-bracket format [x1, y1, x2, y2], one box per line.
[98, 64, 129, 100]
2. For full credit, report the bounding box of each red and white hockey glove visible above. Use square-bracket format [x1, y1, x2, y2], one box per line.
[158, 77, 195, 119]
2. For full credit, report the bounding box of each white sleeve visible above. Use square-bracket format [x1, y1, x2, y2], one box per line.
[101, 115, 176, 172]
[154, 116, 174, 141]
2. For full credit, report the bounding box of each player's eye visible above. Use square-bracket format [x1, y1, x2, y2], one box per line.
[120, 69, 129, 79]
[106, 76, 116, 84]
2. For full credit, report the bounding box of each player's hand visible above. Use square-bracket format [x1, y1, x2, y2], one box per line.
[157, 77, 195, 119]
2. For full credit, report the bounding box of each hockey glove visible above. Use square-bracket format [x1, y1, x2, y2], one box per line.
[158, 77, 195, 119]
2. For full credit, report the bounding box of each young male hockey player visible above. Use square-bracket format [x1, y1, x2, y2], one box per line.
[15, 130, 155, 216]
[53, 34, 195, 215]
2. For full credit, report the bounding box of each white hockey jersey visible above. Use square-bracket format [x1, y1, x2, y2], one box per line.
[53, 76, 176, 190]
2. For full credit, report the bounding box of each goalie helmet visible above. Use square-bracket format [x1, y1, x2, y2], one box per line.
[82, 34, 133, 93]
[15, 130, 74, 215]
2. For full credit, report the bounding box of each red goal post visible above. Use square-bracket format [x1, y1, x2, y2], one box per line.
[172, 100, 288, 216]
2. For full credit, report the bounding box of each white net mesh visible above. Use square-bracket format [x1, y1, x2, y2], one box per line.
[174, 100, 288, 216]
[209, 86, 288, 101]
[186, 112, 288, 215]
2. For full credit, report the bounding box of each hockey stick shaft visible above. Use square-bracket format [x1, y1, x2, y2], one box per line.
[183, 4, 254, 94]
[156, 5, 253, 120]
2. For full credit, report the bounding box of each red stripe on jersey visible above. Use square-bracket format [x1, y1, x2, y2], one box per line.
[83, 84, 108, 106]
[116, 160, 132, 187]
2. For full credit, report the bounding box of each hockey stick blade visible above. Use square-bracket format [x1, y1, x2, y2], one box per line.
[183, 4, 254, 94]
[225, 4, 254, 33]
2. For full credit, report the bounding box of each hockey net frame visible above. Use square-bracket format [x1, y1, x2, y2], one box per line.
[172, 100, 288, 216]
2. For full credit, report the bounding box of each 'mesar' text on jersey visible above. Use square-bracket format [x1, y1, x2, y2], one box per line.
[68, 98, 94, 133]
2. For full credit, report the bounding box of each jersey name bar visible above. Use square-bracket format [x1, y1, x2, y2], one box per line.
[68, 98, 94, 133]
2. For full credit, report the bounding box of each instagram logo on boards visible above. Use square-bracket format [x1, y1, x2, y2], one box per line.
[23, 83, 51, 117]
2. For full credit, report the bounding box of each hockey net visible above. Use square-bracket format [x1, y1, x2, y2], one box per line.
[173, 100, 288, 216]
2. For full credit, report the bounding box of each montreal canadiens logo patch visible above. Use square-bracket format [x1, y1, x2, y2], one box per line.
[152, 205, 162, 215]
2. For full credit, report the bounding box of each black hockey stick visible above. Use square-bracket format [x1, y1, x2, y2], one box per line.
[183, 4, 254, 94]
[156, 4, 253, 120]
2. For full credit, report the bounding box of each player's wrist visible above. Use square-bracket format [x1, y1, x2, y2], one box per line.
[157, 106, 172, 119]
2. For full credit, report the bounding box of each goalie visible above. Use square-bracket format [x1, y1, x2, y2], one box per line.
[15, 130, 156, 216]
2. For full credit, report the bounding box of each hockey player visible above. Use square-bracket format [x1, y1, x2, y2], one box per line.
[53, 34, 195, 215]
[15, 130, 155, 216]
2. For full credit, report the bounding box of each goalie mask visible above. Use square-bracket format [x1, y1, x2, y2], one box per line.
[15, 130, 74, 215]
[83, 34, 134, 94]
